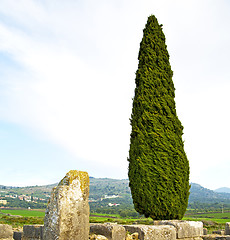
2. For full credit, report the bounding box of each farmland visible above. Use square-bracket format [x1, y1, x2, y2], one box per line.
[1, 178, 230, 233]
[184, 211, 230, 224]
[0, 209, 44, 228]
[0, 208, 230, 234]
[0, 209, 45, 217]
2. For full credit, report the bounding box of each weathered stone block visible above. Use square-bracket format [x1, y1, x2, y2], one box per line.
[22, 225, 43, 240]
[89, 234, 108, 240]
[0, 224, 13, 240]
[124, 224, 176, 240]
[155, 220, 203, 238]
[212, 230, 225, 235]
[13, 231, 23, 240]
[203, 228, 208, 235]
[225, 223, 230, 235]
[126, 232, 139, 240]
[43, 170, 90, 240]
[202, 235, 216, 240]
[90, 223, 126, 240]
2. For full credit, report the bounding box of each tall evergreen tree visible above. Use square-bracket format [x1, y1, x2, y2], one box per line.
[128, 15, 190, 220]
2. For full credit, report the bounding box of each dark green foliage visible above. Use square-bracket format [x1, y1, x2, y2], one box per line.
[128, 15, 190, 220]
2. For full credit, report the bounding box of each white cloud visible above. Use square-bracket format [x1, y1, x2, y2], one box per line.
[0, 1, 136, 179]
[0, 0, 229, 187]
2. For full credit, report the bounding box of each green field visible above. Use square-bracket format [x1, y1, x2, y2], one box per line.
[0, 209, 45, 228]
[184, 211, 230, 224]
[0, 209, 154, 227]
[0, 209, 45, 217]
[2, 209, 230, 223]
[1, 208, 230, 233]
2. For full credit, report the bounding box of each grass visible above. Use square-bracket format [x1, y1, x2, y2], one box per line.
[184, 211, 230, 224]
[0, 209, 153, 228]
[90, 213, 120, 218]
[89, 216, 153, 225]
[0, 209, 45, 217]
[0, 215, 44, 228]
[0, 209, 45, 228]
[184, 217, 228, 224]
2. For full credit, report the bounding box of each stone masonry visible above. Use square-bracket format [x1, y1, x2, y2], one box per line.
[155, 220, 203, 239]
[0, 224, 13, 240]
[124, 224, 177, 240]
[22, 225, 43, 240]
[90, 223, 126, 240]
[6, 221, 230, 240]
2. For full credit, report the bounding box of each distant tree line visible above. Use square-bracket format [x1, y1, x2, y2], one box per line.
[1, 197, 47, 209]
[187, 201, 230, 213]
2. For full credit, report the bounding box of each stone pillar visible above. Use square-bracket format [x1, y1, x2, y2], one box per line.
[43, 170, 90, 240]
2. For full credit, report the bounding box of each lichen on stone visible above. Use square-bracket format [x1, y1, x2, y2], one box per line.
[44, 170, 90, 240]
[58, 170, 89, 194]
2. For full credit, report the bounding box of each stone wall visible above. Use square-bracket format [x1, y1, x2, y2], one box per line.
[2, 221, 202, 239]
[2, 221, 230, 239]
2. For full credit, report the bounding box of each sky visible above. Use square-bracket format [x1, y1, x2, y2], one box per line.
[0, 0, 229, 190]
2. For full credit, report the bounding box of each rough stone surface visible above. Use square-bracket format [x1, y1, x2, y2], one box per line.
[124, 224, 176, 240]
[22, 225, 43, 240]
[89, 234, 108, 240]
[212, 230, 225, 235]
[90, 223, 126, 240]
[226, 223, 230, 235]
[13, 231, 23, 240]
[155, 220, 203, 238]
[43, 170, 90, 240]
[0, 224, 13, 240]
[126, 232, 139, 240]
[203, 235, 230, 240]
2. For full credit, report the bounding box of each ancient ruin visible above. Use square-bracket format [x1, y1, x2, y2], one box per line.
[43, 170, 90, 240]
[1, 170, 230, 239]
[3, 221, 230, 239]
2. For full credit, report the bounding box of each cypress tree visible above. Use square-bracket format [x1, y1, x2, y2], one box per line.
[128, 15, 190, 220]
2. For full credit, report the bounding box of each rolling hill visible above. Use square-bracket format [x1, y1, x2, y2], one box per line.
[214, 187, 230, 194]
[1, 178, 230, 206]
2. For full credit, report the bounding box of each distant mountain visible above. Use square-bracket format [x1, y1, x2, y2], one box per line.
[89, 177, 130, 200]
[189, 183, 230, 203]
[214, 187, 230, 194]
[2, 179, 230, 205]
